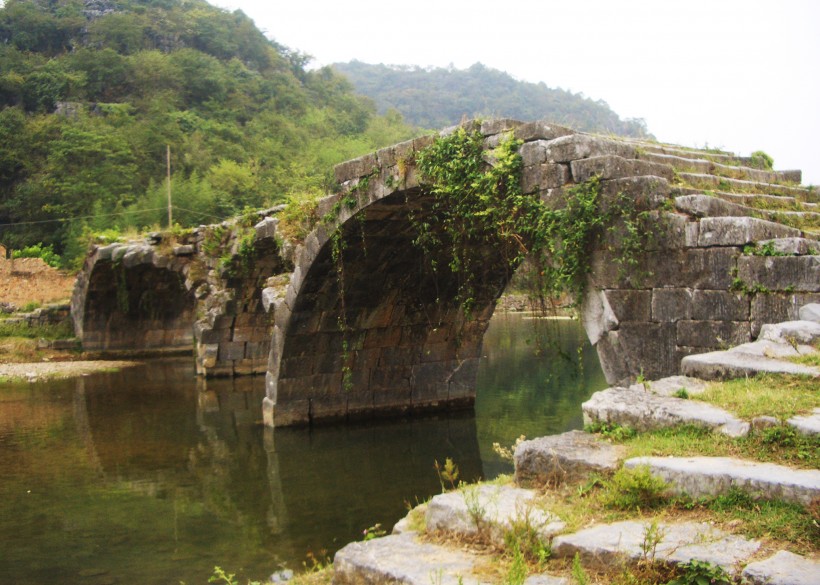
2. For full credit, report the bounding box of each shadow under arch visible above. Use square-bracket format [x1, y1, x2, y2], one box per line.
[266, 172, 525, 427]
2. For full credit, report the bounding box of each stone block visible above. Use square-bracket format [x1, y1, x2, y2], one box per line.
[698, 217, 801, 247]
[480, 118, 522, 135]
[615, 322, 678, 380]
[676, 320, 750, 348]
[513, 120, 574, 142]
[738, 256, 820, 292]
[519, 140, 548, 166]
[651, 288, 693, 322]
[691, 290, 749, 321]
[759, 237, 820, 256]
[218, 341, 246, 361]
[273, 398, 310, 426]
[674, 194, 754, 218]
[309, 395, 348, 422]
[447, 358, 480, 400]
[544, 134, 635, 163]
[515, 430, 625, 487]
[521, 163, 570, 194]
[625, 456, 820, 506]
[571, 155, 672, 183]
[603, 289, 652, 321]
[751, 293, 820, 336]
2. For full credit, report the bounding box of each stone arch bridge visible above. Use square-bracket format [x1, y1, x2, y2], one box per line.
[71, 119, 820, 427]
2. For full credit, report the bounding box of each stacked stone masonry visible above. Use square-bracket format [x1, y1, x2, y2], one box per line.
[70, 119, 820, 427]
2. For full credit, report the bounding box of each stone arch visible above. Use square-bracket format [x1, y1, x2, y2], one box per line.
[263, 119, 819, 427]
[71, 244, 196, 351]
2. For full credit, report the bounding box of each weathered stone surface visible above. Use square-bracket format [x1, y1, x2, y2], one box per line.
[552, 521, 760, 573]
[603, 290, 651, 322]
[582, 386, 749, 436]
[691, 290, 749, 321]
[524, 576, 569, 585]
[760, 320, 820, 345]
[742, 550, 820, 585]
[544, 134, 635, 163]
[760, 237, 819, 256]
[788, 408, 820, 436]
[625, 456, 820, 505]
[333, 533, 491, 585]
[570, 155, 672, 183]
[513, 120, 574, 142]
[581, 289, 618, 345]
[738, 255, 820, 293]
[628, 375, 707, 396]
[674, 194, 758, 218]
[521, 162, 571, 193]
[698, 217, 801, 247]
[675, 320, 751, 348]
[426, 484, 564, 545]
[651, 288, 692, 322]
[799, 303, 820, 322]
[681, 347, 820, 380]
[514, 430, 625, 486]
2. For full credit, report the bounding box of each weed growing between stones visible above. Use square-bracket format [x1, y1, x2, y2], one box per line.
[434, 457, 461, 492]
[414, 127, 658, 316]
[602, 466, 670, 511]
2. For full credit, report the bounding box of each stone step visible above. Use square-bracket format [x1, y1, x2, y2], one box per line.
[425, 484, 565, 545]
[626, 141, 756, 166]
[788, 408, 820, 436]
[333, 533, 492, 585]
[742, 550, 820, 585]
[681, 319, 820, 380]
[582, 385, 750, 437]
[671, 186, 804, 208]
[678, 172, 813, 199]
[681, 345, 820, 380]
[675, 195, 820, 232]
[624, 456, 820, 505]
[637, 151, 801, 184]
[514, 430, 625, 487]
[552, 520, 761, 575]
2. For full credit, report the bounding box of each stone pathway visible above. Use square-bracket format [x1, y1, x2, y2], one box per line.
[329, 304, 819, 582]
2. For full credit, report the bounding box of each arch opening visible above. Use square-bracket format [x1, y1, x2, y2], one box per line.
[80, 261, 195, 351]
[271, 187, 526, 426]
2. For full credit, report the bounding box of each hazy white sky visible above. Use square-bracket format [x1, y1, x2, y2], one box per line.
[215, 0, 820, 184]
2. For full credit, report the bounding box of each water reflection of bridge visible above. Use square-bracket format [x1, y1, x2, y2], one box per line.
[72, 361, 483, 567]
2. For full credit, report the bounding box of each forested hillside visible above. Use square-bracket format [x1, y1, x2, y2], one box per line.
[0, 0, 416, 267]
[332, 61, 651, 138]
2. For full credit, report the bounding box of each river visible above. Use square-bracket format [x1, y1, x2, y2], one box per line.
[0, 312, 606, 584]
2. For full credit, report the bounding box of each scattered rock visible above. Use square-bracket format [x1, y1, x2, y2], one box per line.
[552, 520, 760, 574]
[624, 456, 820, 505]
[582, 386, 749, 437]
[426, 484, 564, 545]
[514, 430, 625, 487]
[741, 550, 820, 585]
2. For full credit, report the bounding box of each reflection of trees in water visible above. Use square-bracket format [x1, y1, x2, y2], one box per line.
[476, 313, 608, 477]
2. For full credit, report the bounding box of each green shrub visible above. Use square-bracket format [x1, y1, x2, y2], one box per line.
[602, 466, 669, 510]
[11, 243, 61, 268]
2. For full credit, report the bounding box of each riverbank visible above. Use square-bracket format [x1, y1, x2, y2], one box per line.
[0, 359, 142, 382]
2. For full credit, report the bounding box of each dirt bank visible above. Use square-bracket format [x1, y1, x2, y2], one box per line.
[0, 360, 141, 382]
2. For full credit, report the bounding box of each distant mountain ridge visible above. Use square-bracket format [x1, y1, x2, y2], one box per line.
[333, 61, 652, 138]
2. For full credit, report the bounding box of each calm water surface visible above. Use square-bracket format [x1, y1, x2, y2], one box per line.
[0, 313, 606, 584]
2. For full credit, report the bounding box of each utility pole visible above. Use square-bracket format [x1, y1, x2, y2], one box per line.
[166, 144, 173, 229]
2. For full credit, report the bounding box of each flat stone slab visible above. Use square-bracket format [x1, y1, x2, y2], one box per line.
[426, 484, 564, 545]
[582, 386, 749, 437]
[788, 408, 820, 436]
[760, 320, 820, 345]
[333, 533, 491, 585]
[742, 550, 820, 585]
[625, 456, 820, 505]
[681, 348, 820, 380]
[799, 303, 820, 323]
[552, 520, 760, 573]
[629, 375, 708, 396]
[514, 430, 625, 487]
